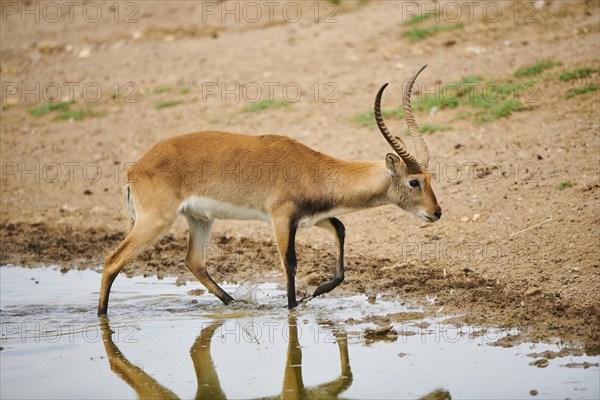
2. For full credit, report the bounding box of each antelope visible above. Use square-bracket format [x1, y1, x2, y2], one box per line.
[97, 65, 441, 315]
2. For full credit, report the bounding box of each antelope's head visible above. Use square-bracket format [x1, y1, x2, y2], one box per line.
[375, 65, 442, 223]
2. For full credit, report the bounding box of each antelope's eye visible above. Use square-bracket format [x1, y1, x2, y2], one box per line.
[409, 180, 420, 188]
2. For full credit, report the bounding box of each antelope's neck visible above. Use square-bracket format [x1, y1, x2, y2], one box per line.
[331, 160, 391, 210]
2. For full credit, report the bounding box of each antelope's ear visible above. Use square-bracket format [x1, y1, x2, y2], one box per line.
[385, 153, 404, 175]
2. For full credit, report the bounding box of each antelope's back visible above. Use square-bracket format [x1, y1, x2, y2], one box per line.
[127, 131, 333, 205]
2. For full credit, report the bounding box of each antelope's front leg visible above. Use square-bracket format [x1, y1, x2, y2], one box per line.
[313, 217, 345, 298]
[272, 211, 299, 309]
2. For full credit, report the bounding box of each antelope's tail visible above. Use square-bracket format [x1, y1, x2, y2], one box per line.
[125, 185, 136, 228]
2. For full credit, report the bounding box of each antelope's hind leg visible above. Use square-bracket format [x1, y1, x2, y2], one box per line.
[313, 217, 345, 298]
[184, 215, 234, 305]
[98, 215, 175, 316]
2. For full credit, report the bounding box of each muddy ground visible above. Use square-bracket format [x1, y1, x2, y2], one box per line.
[1, 1, 599, 353]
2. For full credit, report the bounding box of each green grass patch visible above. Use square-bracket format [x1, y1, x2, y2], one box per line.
[55, 109, 104, 121]
[565, 83, 597, 99]
[180, 87, 192, 94]
[355, 107, 404, 127]
[355, 74, 534, 128]
[403, 23, 463, 43]
[155, 100, 183, 109]
[28, 100, 74, 116]
[243, 99, 289, 113]
[475, 99, 526, 124]
[412, 93, 460, 111]
[406, 123, 452, 134]
[514, 60, 561, 77]
[149, 86, 171, 94]
[556, 180, 575, 190]
[559, 66, 599, 81]
[461, 75, 485, 84]
[406, 11, 439, 25]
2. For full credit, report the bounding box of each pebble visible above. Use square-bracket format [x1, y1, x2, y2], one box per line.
[465, 45, 486, 55]
[77, 47, 91, 59]
[461, 216, 469, 222]
[472, 213, 481, 222]
[525, 287, 541, 297]
[529, 358, 549, 368]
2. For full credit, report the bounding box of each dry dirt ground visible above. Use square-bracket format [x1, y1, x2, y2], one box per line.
[1, 1, 599, 353]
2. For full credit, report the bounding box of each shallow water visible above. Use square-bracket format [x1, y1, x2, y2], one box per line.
[1, 265, 598, 399]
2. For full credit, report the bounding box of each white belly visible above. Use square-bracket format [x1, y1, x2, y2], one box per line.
[180, 197, 354, 227]
[298, 207, 354, 228]
[180, 196, 270, 222]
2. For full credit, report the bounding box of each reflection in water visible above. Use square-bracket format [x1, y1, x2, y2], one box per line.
[278, 315, 353, 400]
[101, 314, 451, 400]
[100, 314, 354, 399]
[100, 318, 179, 400]
[190, 322, 227, 400]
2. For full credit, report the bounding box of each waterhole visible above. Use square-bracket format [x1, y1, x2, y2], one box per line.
[1, 265, 598, 399]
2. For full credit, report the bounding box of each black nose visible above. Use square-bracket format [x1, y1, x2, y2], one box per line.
[434, 209, 442, 219]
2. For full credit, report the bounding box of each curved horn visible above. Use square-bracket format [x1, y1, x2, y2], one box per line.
[403, 64, 430, 169]
[374, 83, 422, 174]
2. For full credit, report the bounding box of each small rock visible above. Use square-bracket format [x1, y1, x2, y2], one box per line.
[461, 216, 469, 222]
[29, 52, 41, 63]
[37, 40, 62, 54]
[175, 277, 187, 286]
[83, 189, 93, 195]
[77, 47, 91, 59]
[90, 206, 106, 214]
[472, 213, 481, 222]
[529, 358, 549, 368]
[364, 325, 397, 342]
[530, 389, 538, 396]
[187, 288, 205, 296]
[367, 293, 377, 304]
[465, 45, 486, 55]
[525, 287, 541, 297]
[503, 40, 512, 47]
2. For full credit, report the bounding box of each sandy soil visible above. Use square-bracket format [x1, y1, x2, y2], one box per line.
[1, 1, 599, 353]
